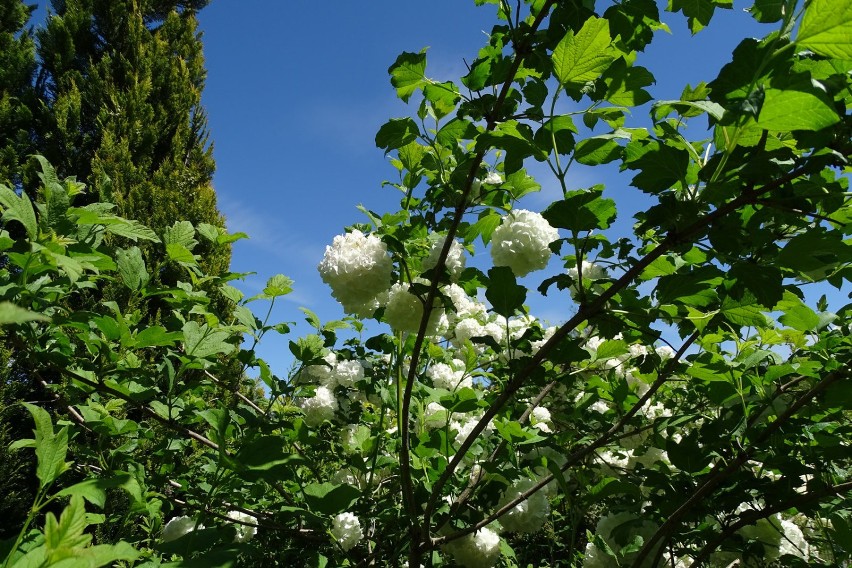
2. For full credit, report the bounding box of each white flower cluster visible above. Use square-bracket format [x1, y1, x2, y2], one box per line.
[298, 385, 338, 427]
[568, 261, 609, 299]
[331, 511, 363, 552]
[318, 230, 392, 316]
[426, 359, 471, 391]
[422, 237, 466, 281]
[161, 516, 204, 542]
[300, 353, 365, 389]
[583, 511, 660, 568]
[227, 510, 257, 543]
[384, 282, 446, 335]
[490, 209, 559, 277]
[444, 526, 502, 568]
[497, 478, 550, 534]
[529, 406, 553, 434]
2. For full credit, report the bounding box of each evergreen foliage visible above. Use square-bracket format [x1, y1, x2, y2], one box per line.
[0, 0, 36, 187]
[34, 0, 228, 281]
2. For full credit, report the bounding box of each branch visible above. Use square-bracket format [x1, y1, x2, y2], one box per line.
[434, 330, 700, 548]
[58, 366, 220, 452]
[690, 480, 852, 565]
[631, 366, 848, 567]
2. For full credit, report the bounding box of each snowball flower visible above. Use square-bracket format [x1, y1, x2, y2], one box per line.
[318, 230, 392, 316]
[484, 171, 503, 185]
[227, 510, 257, 543]
[427, 360, 471, 391]
[530, 406, 553, 433]
[423, 237, 466, 281]
[333, 359, 364, 388]
[490, 209, 559, 277]
[498, 478, 550, 534]
[299, 385, 338, 426]
[445, 526, 501, 568]
[383, 282, 444, 335]
[331, 512, 363, 551]
[161, 516, 204, 542]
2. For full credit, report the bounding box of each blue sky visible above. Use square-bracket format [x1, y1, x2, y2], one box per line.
[195, 2, 774, 374]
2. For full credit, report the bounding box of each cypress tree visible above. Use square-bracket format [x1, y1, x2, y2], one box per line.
[0, 0, 35, 187]
[35, 0, 230, 282]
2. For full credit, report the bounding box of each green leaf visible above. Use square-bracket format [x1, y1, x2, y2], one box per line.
[44, 495, 90, 552]
[0, 183, 38, 239]
[134, 326, 182, 348]
[542, 187, 616, 232]
[465, 211, 502, 245]
[103, 218, 160, 242]
[21, 402, 71, 488]
[182, 321, 235, 359]
[486, 266, 526, 318]
[777, 230, 851, 280]
[720, 292, 767, 327]
[196, 223, 221, 242]
[163, 221, 197, 249]
[776, 291, 820, 331]
[748, 0, 785, 23]
[166, 242, 197, 265]
[423, 81, 460, 119]
[552, 16, 615, 89]
[375, 118, 420, 151]
[573, 137, 623, 165]
[116, 247, 149, 291]
[303, 483, 361, 516]
[797, 0, 852, 59]
[757, 88, 840, 131]
[388, 50, 427, 103]
[0, 302, 49, 325]
[668, 0, 732, 34]
[263, 274, 294, 298]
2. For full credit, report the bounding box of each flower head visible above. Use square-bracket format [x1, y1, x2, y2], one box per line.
[423, 237, 466, 281]
[444, 526, 501, 568]
[298, 385, 338, 427]
[490, 209, 559, 277]
[383, 282, 443, 335]
[227, 510, 257, 543]
[331, 512, 363, 551]
[497, 478, 550, 534]
[161, 516, 204, 542]
[318, 230, 392, 316]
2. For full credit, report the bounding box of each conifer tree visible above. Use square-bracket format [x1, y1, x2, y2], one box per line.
[0, 0, 35, 187]
[35, 0, 230, 282]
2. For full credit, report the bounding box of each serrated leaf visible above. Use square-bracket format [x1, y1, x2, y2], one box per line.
[797, 0, 852, 59]
[553, 16, 615, 88]
[720, 292, 767, 327]
[0, 183, 38, 239]
[182, 321, 235, 359]
[45, 495, 90, 552]
[375, 118, 420, 151]
[758, 88, 840, 131]
[21, 402, 71, 488]
[166, 242, 197, 265]
[542, 187, 616, 232]
[303, 483, 361, 516]
[103, 218, 160, 242]
[196, 223, 221, 242]
[486, 266, 526, 318]
[776, 291, 821, 331]
[669, 0, 732, 34]
[748, 0, 784, 23]
[388, 51, 427, 103]
[116, 247, 149, 291]
[0, 302, 49, 325]
[134, 326, 182, 348]
[264, 274, 294, 298]
[163, 221, 197, 249]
